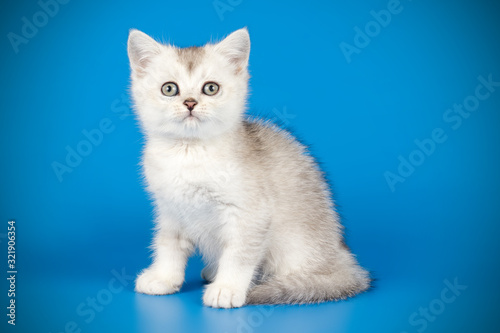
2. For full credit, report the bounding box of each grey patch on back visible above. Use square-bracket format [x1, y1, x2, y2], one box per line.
[176, 46, 205, 73]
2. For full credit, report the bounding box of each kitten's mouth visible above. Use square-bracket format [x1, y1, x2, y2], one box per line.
[183, 114, 201, 122]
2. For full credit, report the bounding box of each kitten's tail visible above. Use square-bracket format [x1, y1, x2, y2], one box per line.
[246, 268, 371, 305]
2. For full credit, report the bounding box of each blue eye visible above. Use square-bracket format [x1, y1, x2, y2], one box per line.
[161, 82, 179, 96]
[202, 82, 219, 96]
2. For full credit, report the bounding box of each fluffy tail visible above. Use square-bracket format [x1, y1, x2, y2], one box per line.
[246, 268, 371, 305]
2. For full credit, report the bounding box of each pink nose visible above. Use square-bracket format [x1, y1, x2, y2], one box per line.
[183, 98, 198, 111]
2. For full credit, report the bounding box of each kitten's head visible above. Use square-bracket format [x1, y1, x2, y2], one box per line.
[127, 28, 250, 140]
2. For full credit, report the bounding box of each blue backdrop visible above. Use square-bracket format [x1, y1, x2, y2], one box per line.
[1, 0, 499, 332]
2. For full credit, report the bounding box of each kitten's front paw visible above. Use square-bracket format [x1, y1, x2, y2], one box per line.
[203, 283, 246, 308]
[135, 269, 182, 295]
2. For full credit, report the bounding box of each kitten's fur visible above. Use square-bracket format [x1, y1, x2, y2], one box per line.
[128, 28, 370, 308]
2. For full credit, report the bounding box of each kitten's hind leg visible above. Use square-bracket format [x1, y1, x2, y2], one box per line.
[136, 224, 194, 295]
[201, 266, 216, 282]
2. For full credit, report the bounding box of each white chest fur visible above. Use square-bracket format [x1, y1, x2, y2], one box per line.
[142, 139, 242, 233]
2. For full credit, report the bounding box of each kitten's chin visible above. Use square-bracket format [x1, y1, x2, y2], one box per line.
[149, 123, 212, 141]
[150, 119, 238, 142]
[182, 114, 202, 123]
[143, 110, 240, 141]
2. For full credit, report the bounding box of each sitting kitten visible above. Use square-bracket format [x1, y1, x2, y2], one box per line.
[128, 28, 370, 308]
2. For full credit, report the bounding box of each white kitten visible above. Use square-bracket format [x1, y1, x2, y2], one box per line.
[128, 28, 370, 308]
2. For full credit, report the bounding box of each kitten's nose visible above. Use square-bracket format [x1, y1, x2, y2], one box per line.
[183, 98, 198, 111]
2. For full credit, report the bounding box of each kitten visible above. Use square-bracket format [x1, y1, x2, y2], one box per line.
[127, 28, 370, 308]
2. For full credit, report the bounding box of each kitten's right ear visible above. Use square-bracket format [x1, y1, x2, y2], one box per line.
[127, 29, 162, 75]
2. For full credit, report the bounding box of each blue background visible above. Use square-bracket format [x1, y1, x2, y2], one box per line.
[1, 0, 499, 332]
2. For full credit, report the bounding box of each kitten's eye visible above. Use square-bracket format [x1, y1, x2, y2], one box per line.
[202, 82, 220, 96]
[161, 82, 179, 96]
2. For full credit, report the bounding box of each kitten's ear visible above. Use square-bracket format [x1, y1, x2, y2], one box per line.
[127, 29, 162, 75]
[214, 28, 250, 73]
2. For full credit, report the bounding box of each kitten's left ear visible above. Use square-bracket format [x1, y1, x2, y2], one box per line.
[127, 29, 162, 75]
[214, 28, 250, 73]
